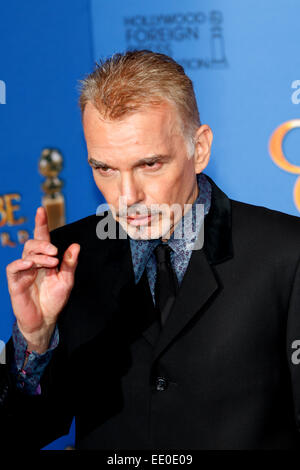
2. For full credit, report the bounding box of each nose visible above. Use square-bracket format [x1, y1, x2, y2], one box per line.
[118, 172, 145, 211]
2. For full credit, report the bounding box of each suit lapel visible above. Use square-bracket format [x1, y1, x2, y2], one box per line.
[152, 247, 219, 360]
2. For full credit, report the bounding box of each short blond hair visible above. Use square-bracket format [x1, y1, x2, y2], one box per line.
[78, 50, 201, 156]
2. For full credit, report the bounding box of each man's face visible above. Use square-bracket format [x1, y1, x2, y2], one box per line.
[83, 100, 203, 240]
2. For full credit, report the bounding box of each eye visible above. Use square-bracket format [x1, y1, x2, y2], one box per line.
[143, 162, 161, 170]
[96, 167, 113, 175]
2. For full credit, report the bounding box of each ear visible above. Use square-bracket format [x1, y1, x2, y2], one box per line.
[193, 124, 213, 173]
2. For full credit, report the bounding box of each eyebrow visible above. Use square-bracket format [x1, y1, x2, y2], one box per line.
[87, 154, 171, 170]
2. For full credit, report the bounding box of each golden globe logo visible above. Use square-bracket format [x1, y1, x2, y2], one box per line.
[0, 193, 28, 247]
[269, 119, 300, 212]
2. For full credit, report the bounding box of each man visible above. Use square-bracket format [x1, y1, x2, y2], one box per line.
[1, 50, 300, 450]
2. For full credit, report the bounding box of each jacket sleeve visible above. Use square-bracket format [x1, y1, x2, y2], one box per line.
[287, 256, 300, 433]
[0, 334, 74, 450]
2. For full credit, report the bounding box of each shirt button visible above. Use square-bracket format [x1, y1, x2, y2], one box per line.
[156, 377, 168, 391]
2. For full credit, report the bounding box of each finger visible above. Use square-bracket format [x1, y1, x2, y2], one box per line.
[33, 206, 50, 242]
[23, 239, 57, 258]
[58, 243, 81, 286]
[6, 259, 34, 280]
[23, 254, 59, 268]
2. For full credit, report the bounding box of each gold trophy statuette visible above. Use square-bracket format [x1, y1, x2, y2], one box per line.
[38, 148, 65, 231]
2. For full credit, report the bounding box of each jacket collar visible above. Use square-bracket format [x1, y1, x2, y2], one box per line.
[202, 173, 233, 264]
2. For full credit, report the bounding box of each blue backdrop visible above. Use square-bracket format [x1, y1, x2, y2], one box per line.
[1, 0, 299, 450]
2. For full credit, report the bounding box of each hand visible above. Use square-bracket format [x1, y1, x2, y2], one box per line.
[6, 206, 80, 353]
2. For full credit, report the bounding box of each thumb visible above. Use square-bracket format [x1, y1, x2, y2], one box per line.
[58, 243, 81, 286]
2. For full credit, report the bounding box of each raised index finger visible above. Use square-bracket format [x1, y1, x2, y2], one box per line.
[33, 206, 50, 242]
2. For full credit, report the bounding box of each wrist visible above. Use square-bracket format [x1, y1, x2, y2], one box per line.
[17, 322, 56, 354]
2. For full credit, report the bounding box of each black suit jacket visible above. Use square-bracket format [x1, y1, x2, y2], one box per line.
[1, 174, 300, 450]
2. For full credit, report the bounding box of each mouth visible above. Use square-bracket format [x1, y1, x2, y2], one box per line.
[127, 214, 153, 226]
